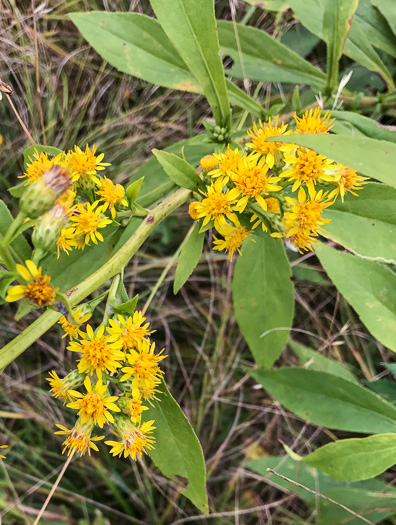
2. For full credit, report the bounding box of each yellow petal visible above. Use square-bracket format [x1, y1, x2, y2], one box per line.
[16, 264, 31, 282]
[25, 260, 38, 278]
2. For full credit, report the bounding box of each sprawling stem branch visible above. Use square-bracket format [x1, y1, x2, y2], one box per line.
[0, 187, 191, 370]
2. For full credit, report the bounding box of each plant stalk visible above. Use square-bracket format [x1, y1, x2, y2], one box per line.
[0, 187, 191, 370]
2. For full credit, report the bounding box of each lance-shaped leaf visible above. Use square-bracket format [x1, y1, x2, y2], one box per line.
[315, 242, 396, 353]
[217, 20, 326, 89]
[150, 0, 230, 125]
[69, 11, 261, 116]
[248, 455, 396, 524]
[323, 183, 396, 264]
[322, 0, 358, 91]
[250, 367, 396, 434]
[288, 339, 358, 384]
[152, 150, 205, 192]
[372, 0, 396, 41]
[142, 380, 208, 514]
[0, 202, 31, 262]
[174, 223, 205, 294]
[331, 111, 396, 142]
[271, 133, 396, 189]
[286, 0, 395, 89]
[233, 233, 294, 369]
[303, 434, 396, 482]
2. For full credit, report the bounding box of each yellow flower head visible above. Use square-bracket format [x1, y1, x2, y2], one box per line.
[68, 324, 124, 376]
[329, 164, 368, 202]
[230, 155, 281, 212]
[47, 369, 85, 403]
[213, 222, 254, 261]
[138, 376, 162, 404]
[265, 197, 280, 214]
[189, 201, 200, 220]
[283, 187, 331, 252]
[246, 116, 293, 168]
[194, 178, 239, 229]
[55, 419, 104, 457]
[105, 416, 155, 460]
[282, 148, 337, 197]
[117, 394, 149, 424]
[58, 308, 92, 339]
[106, 312, 153, 352]
[200, 154, 219, 174]
[57, 227, 77, 257]
[67, 144, 110, 188]
[0, 445, 7, 459]
[70, 201, 112, 248]
[294, 107, 334, 135]
[120, 339, 166, 385]
[6, 260, 57, 307]
[20, 149, 67, 184]
[67, 375, 120, 428]
[96, 176, 128, 218]
[210, 147, 243, 183]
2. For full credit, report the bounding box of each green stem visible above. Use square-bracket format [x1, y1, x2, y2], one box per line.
[0, 187, 191, 370]
[2, 213, 26, 246]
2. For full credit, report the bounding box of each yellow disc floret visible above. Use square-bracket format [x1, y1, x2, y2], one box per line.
[68, 324, 124, 376]
[6, 260, 57, 307]
[67, 375, 120, 428]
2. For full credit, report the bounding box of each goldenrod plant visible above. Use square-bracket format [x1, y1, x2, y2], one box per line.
[2, 0, 396, 521]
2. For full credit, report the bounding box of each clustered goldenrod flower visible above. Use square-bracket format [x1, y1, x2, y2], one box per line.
[18, 143, 129, 259]
[189, 109, 367, 255]
[49, 309, 166, 460]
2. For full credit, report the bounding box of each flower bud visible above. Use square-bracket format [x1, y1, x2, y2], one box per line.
[200, 154, 219, 174]
[20, 164, 72, 219]
[32, 201, 71, 253]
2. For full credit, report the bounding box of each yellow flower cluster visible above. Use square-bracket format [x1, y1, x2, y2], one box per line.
[189, 109, 367, 255]
[22, 145, 128, 257]
[48, 309, 165, 460]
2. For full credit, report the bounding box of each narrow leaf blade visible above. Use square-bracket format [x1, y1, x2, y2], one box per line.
[233, 234, 294, 368]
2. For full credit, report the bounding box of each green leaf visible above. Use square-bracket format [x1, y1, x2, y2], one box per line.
[288, 339, 358, 383]
[372, 0, 396, 41]
[242, 0, 289, 9]
[69, 12, 201, 93]
[69, 11, 260, 116]
[217, 21, 326, 89]
[303, 434, 396, 482]
[125, 177, 144, 206]
[287, 0, 395, 89]
[114, 294, 139, 315]
[149, 0, 229, 125]
[233, 234, 294, 369]
[315, 242, 396, 353]
[142, 380, 208, 514]
[248, 455, 396, 525]
[0, 201, 31, 262]
[323, 0, 358, 91]
[281, 26, 320, 58]
[272, 133, 396, 189]
[355, 0, 396, 59]
[225, 81, 264, 117]
[249, 367, 396, 433]
[365, 378, 396, 403]
[323, 183, 396, 264]
[152, 150, 205, 192]
[174, 223, 204, 294]
[332, 111, 396, 142]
